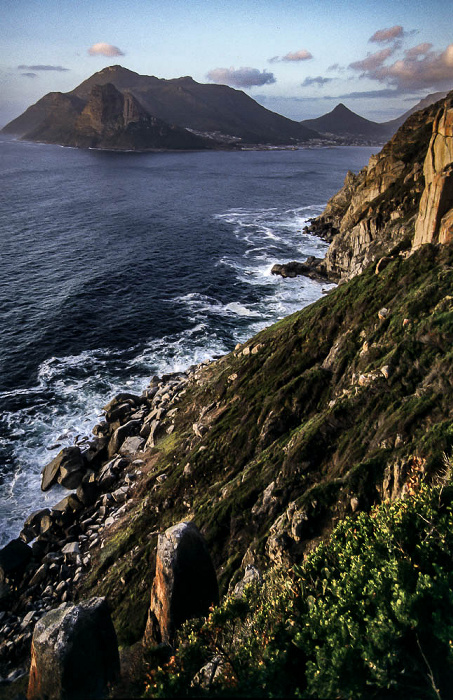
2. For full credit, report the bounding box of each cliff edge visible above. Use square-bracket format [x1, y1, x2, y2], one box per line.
[307, 91, 453, 280]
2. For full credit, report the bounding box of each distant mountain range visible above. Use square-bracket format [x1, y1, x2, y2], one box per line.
[1, 65, 319, 149]
[301, 92, 448, 144]
[2, 65, 449, 151]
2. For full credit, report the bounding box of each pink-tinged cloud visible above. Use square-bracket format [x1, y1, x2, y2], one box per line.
[350, 42, 453, 92]
[404, 43, 433, 60]
[206, 67, 276, 88]
[349, 47, 395, 73]
[88, 42, 124, 57]
[269, 49, 313, 63]
[369, 25, 404, 43]
[282, 49, 313, 62]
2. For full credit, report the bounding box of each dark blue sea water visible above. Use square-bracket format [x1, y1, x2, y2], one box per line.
[0, 139, 375, 545]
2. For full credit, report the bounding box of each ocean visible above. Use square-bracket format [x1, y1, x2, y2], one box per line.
[0, 139, 375, 546]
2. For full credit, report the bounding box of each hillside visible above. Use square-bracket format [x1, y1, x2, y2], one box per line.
[2, 89, 453, 699]
[1, 65, 319, 148]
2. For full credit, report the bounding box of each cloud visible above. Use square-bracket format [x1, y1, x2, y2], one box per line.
[282, 49, 313, 62]
[337, 88, 401, 99]
[17, 64, 69, 72]
[269, 49, 313, 63]
[88, 42, 124, 57]
[350, 42, 453, 92]
[21, 72, 37, 79]
[404, 43, 433, 59]
[301, 76, 333, 87]
[206, 67, 276, 88]
[369, 25, 405, 43]
[349, 47, 396, 73]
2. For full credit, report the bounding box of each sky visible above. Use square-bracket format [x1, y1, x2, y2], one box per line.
[1, 0, 453, 127]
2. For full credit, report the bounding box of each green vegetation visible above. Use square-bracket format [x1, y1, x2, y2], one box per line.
[147, 474, 453, 698]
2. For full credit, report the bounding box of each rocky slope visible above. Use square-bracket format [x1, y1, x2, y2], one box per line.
[2, 89, 453, 698]
[305, 91, 452, 280]
[1, 65, 319, 148]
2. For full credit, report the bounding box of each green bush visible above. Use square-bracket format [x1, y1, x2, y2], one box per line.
[145, 480, 453, 698]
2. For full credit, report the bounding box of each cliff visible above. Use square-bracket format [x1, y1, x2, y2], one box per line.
[307, 91, 453, 280]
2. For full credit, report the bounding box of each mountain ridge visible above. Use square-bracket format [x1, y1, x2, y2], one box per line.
[2, 65, 319, 148]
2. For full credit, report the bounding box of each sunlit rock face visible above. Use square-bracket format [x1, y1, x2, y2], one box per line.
[413, 103, 453, 249]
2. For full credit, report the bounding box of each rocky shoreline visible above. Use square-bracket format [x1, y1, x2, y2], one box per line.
[0, 360, 212, 687]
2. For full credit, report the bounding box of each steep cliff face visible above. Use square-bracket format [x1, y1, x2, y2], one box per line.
[413, 101, 453, 248]
[308, 92, 453, 280]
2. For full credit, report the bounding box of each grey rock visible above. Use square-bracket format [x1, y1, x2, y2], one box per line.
[41, 447, 86, 492]
[28, 598, 119, 700]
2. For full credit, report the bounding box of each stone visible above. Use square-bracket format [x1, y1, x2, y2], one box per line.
[233, 565, 262, 598]
[144, 521, 219, 647]
[144, 420, 165, 449]
[108, 419, 141, 458]
[51, 494, 83, 518]
[0, 538, 32, 582]
[119, 435, 145, 457]
[103, 392, 142, 413]
[41, 447, 86, 492]
[27, 598, 120, 700]
[378, 307, 390, 320]
[24, 509, 51, 538]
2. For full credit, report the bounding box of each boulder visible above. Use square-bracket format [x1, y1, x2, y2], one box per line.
[24, 509, 51, 538]
[144, 521, 219, 647]
[27, 598, 120, 700]
[41, 447, 86, 492]
[0, 538, 32, 582]
[103, 392, 142, 413]
[107, 419, 141, 458]
[119, 435, 145, 457]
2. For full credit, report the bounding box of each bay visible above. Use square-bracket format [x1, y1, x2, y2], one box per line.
[0, 140, 375, 544]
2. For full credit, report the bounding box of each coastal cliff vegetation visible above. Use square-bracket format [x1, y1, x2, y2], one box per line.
[2, 91, 453, 699]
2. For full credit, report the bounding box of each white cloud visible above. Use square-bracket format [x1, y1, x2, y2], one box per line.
[206, 67, 276, 88]
[88, 43, 124, 57]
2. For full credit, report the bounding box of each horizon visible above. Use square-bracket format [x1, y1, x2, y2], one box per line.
[1, 0, 453, 127]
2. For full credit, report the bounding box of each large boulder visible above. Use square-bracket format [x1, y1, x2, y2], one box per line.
[107, 419, 142, 458]
[144, 521, 219, 647]
[27, 598, 120, 700]
[41, 447, 86, 491]
[0, 538, 32, 582]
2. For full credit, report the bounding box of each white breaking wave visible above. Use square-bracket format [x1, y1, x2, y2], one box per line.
[0, 202, 334, 546]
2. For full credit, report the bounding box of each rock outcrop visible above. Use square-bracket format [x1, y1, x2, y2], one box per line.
[144, 522, 219, 647]
[27, 598, 119, 700]
[307, 91, 453, 280]
[413, 101, 453, 248]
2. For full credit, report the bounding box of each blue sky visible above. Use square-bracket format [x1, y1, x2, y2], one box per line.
[1, 0, 452, 126]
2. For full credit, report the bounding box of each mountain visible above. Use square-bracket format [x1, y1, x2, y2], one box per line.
[301, 103, 394, 142]
[21, 83, 212, 151]
[2, 65, 319, 147]
[3, 90, 453, 699]
[381, 90, 448, 133]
